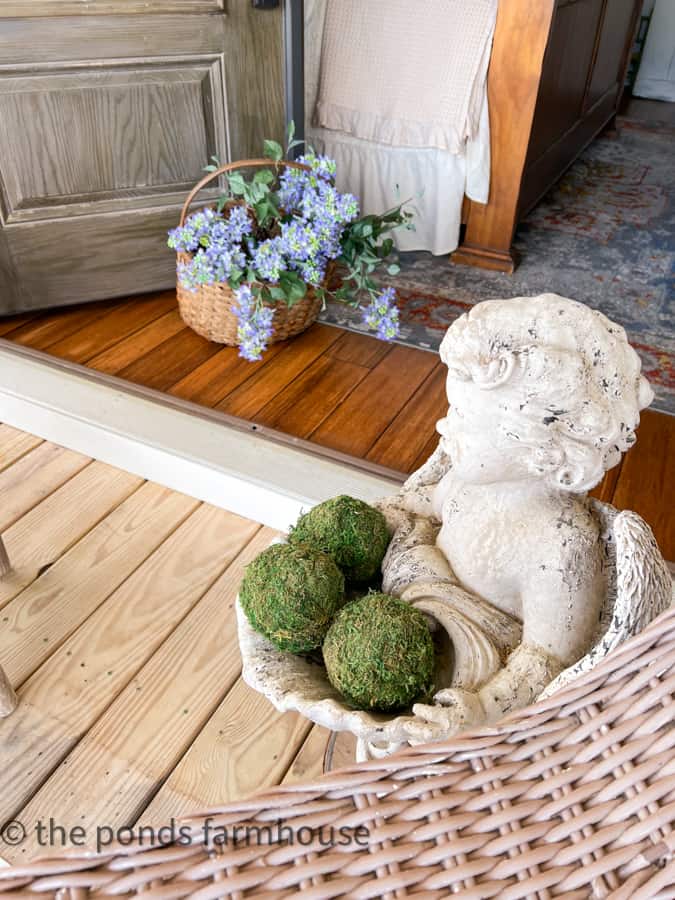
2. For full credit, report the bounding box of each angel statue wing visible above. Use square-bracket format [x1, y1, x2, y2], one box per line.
[541, 502, 672, 698]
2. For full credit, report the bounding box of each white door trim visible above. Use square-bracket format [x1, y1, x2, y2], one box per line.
[0, 342, 402, 532]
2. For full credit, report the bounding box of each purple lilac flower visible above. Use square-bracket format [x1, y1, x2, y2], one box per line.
[290, 181, 358, 271]
[177, 250, 217, 292]
[277, 168, 309, 211]
[171, 203, 254, 291]
[275, 154, 358, 284]
[310, 214, 343, 260]
[299, 152, 336, 182]
[168, 208, 221, 253]
[208, 219, 233, 247]
[298, 180, 359, 230]
[337, 192, 359, 222]
[234, 284, 275, 361]
[300, 261, 325, 286]
[225, 205, 253, 243]
[168, 225, 197, 254]
[277, 152, 336, 211]
[205, 244, 247, 283]
[362, 287, 400, 341]
[279, 221, 319, 263]
[252, 237, 286, 283]
[298, 150, 337, 186]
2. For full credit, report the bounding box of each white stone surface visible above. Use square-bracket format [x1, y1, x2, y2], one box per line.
[238, 295, 672, 758]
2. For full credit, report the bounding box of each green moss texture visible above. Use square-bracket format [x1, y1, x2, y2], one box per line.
[290, 495, 390, 583]
[323, 593, 435, 712]
[240, 542, 345, 653]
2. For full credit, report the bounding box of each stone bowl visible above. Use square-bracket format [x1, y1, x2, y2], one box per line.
[236, 597, 433, 759]
[236, 500, 672, 761]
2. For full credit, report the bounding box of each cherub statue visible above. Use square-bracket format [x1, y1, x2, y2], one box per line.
[379, 293, 671, 745]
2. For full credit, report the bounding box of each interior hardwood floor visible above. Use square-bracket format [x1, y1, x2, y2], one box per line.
[0, 291, 672, 559]
[0, 424, 337, 865]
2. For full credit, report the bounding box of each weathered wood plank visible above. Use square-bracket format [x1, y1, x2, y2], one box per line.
[325, 731, 358, 772]
[409, 432, 441, 476]
[45, 293, 176, 363]
[591, 459, 624, 505]
[169, 342, 285, 408]
[0, 504, 258, 831]
[0, 481, 198, 687]
[0, 461, 142, 611]
[87, 310, 186, 375]
[282, 725, 332, 785]
[366, 363, 446, 473]
[0, 314, 37, 337]
[216, 324, 342, 420]
[311, 345, 438, 457]
[0, 442, 91, 533]
[612, 409, 674, 560]
[0, 424, 42, 472]
[4, 302, 122, 351]
[143, 680, 311, 827]
[9, 525, 269, 859]
[253, 355, 370, 438]
[282, 727, 357, 785]
[325, 331, 392, 369]
[13, 523, 273, 856]
[117, 327, 222, 392]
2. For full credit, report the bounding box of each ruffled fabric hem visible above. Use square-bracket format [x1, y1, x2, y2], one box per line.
[314, 100, 466, 155]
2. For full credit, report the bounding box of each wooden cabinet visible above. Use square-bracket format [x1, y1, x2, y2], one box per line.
[525, 0, 606, 164]
[453, 0, 642, 272]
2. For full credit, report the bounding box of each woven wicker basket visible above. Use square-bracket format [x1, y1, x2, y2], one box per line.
[175, 158, 323, 345]
[1, 604, 673, 898]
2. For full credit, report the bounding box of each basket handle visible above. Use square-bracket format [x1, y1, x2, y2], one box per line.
[179, 157, 312, 226]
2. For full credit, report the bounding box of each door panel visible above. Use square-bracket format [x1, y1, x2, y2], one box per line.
[526, 0, 605, 166]
[0, 1, 225, 13]
[0, 3, 285, 313]
[586, 0, 640, 111]
[0, 58, 227, 223]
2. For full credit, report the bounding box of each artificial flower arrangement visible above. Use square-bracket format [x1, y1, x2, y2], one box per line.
[168, 128, 412, 361]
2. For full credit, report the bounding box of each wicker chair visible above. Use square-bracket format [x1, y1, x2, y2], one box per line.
[1, 604, 673, 898]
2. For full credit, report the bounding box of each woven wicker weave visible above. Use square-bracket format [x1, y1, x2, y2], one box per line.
[1, 605, 673, 898]
[175, 159, 322, 345]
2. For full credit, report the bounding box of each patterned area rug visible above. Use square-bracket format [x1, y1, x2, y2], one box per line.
[318, 117, 675, 415]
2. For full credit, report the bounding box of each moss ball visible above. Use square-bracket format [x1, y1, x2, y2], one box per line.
[323, 593, 434, 712]
[240, 542, 345, 654]
[290, 495, 390, 583]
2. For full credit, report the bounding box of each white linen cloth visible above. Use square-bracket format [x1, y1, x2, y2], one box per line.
[305, 0, 494, 255]
[316, 0, 496, 152]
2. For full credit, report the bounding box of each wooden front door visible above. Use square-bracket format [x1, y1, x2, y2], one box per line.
[0, 1, 285, 314]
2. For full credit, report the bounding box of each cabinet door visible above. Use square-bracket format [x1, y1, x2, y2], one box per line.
[0, 1, 285, 313]
[526, 0, 605, 165]
[586, 0, 641, 111]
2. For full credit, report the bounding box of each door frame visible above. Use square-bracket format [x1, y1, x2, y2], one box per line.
[284, 0, 305, 149]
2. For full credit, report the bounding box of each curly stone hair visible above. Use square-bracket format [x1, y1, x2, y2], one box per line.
[439, 294, 653, 493]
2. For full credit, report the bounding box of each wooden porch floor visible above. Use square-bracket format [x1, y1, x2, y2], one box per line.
[0, 425, 351, 864]
[0, 292, 672, 560]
